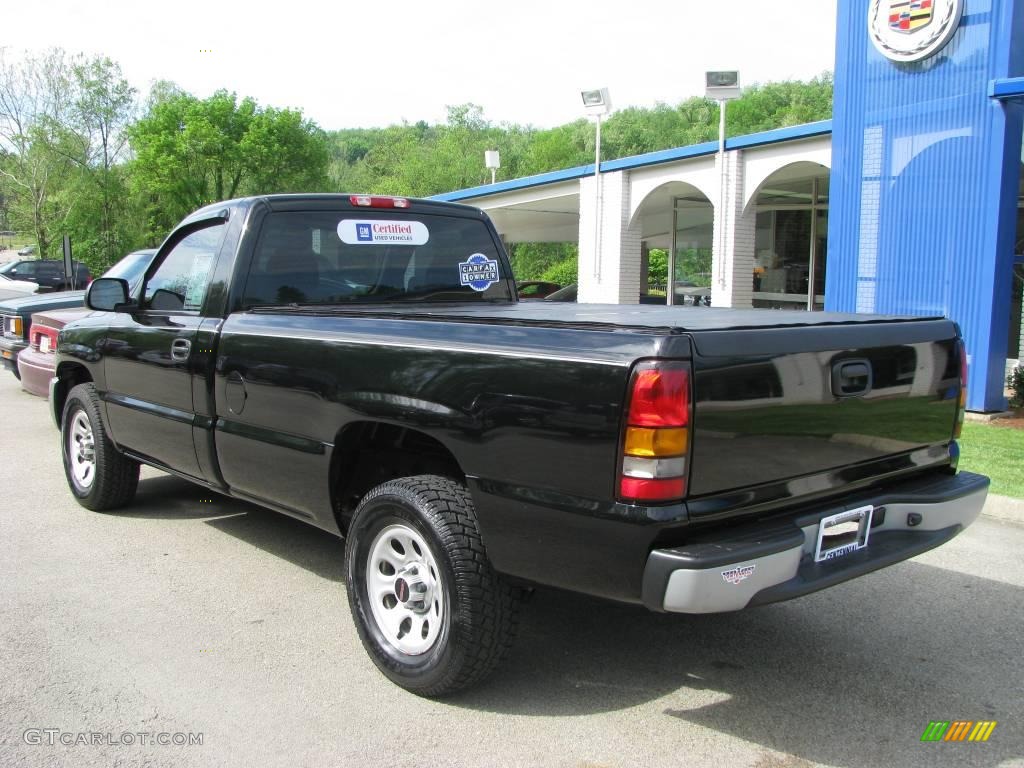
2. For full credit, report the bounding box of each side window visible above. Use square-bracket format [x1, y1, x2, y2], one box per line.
[144, 222, 226, 312]
[14, 262, 36, 277]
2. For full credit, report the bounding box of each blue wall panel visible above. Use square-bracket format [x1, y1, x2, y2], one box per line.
[828, 0, 1024, 411]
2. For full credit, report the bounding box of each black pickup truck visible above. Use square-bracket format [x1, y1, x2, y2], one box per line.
[51, 194, 989, 696]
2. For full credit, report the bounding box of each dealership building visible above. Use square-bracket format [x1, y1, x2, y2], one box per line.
[435, 0, 1024, 413]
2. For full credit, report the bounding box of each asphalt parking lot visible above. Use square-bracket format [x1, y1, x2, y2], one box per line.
[0, 374, 1021, 768]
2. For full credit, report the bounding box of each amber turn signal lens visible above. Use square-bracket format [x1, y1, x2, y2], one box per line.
[624, 427, 687, 457]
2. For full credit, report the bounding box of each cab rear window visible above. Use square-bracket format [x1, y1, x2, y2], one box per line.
[242, 211, 513, 308]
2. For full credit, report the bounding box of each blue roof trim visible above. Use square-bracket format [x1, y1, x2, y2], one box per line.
[725, 120, 832, 149]
[431, 119, 834, 202]
[600, 140, 719, 172]
[431, 165, 593, 202]
[989, 77, 1024, 99]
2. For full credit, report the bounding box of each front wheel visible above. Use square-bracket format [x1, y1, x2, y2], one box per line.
[61, 383, 139, 511]
[345, 475, 519, 696]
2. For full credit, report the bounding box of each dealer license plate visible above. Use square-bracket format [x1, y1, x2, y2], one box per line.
[814, 505, 873, 563]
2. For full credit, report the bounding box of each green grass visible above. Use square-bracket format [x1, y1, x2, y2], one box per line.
[959, 420, 1024, 499]
[0, 235, 34, 251]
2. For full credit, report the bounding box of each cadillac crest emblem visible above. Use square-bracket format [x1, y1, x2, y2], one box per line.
[868, 0, 963, 62]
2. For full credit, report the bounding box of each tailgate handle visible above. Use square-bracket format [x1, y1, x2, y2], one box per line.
[832, 360, 872, 397]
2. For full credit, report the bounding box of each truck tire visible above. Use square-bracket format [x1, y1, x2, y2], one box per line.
[345, 475, 519, 696]
[61, 383, 139, 511]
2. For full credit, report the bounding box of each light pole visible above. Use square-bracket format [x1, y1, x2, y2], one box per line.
[484, 150, 500, 185]
[704, 71, 741, 302]
[581, 88, 612, 282]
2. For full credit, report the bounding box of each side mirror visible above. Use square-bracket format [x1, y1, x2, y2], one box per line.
[86, 278, 134, 312]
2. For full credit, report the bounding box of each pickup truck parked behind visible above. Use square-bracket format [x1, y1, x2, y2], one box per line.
[52, 194, 988, 696]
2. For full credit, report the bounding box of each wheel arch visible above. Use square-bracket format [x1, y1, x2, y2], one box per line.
[329, 421, 466, 536]
[52, 362, 94, 427]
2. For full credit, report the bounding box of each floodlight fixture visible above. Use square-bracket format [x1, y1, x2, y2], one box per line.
[484, 150, 501, 184]
[581, 88, 612, 116]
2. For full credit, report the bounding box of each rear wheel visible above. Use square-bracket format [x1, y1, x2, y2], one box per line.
[345, 475, 519, 696]
[61, 383, 139, 511]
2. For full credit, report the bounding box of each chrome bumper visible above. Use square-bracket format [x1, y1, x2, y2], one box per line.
[642, 471, 990, 614]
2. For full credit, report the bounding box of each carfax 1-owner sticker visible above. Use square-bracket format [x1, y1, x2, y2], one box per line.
[459, 253, 499, 291]
[337, 219, 430, 245]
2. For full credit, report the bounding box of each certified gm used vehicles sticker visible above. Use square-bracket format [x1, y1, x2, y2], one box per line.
[338, 219, 430, 245]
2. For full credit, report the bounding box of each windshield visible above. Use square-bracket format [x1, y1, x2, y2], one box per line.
[242, 211, 513, 308]
[102, 250, 155, 290]
[0, 262, 18, 275]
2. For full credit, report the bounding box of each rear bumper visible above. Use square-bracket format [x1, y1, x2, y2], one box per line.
[642, 470, 989, 613]
[17, 347, 53, 398]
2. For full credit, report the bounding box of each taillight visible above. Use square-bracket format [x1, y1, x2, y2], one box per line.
[4, 315, 24, 338]
[952, 339, 967, 439]
[349, 195, 410, 208]
[31, 325, 58, 354]
[619, 361, 691, 503]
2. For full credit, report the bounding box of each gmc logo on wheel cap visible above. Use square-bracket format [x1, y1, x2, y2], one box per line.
[721, 565, 756, 585]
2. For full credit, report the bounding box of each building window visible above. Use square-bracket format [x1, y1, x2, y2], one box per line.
[753, 171, 829, 310]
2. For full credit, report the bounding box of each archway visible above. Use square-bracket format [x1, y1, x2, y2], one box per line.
[630, 181, 714, 304]
[746, 161, 830, 310]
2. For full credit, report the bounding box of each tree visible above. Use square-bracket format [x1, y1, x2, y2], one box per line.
[0, 49, 79, 258]
[128, 88, 330, 238]
[647, 249, 668, 286]
[65, 57, 138, 270]
[0, 50, 142, 272]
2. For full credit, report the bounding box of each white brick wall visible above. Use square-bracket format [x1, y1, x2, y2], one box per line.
[578, 171, 642, 304]
[1019, 313, 1023, 361]
[711, 151, 754, 308]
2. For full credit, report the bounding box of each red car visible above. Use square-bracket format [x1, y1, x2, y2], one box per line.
[16, 248, 157, 397]
[17, 306, 91, 398]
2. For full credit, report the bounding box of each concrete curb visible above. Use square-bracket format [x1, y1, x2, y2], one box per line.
[982, 493, 1024, 526]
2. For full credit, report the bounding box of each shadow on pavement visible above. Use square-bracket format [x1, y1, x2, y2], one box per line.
[116, 475, 250, 519]
[453, 563, 1022, 767]
[115, 475, 1023, 766]
[119, 474, 346, 582]
[204, 508, 345, 584]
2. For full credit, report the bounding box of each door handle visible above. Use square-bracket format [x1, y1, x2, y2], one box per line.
[831, 359, 873, 397]
[170, 338, 192, 361]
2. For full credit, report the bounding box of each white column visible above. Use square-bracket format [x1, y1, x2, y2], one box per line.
[710, 150, 755, 308]
[578, 171, 641, 304]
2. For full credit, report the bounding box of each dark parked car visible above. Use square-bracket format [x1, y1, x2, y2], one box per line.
[3, 259, 92, 292]
[1, 250, 155, 379]
[544, 283, 577, 301]
[516, 280, 561, 300]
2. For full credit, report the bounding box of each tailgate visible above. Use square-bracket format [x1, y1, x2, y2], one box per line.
[687, 319, 961, 499]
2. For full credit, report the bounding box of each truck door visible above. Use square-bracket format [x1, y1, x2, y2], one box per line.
[101, 219, 227, 479]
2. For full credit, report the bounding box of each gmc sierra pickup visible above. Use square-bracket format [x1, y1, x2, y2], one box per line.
[52, 194, 989, 696]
